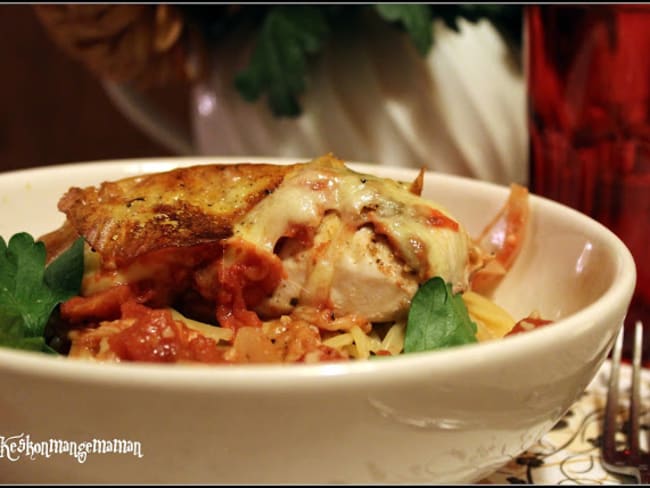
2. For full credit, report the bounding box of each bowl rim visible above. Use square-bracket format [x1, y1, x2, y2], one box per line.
[0, 156, 637, 389]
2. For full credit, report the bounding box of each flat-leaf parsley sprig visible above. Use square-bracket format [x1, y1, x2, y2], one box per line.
[405, 276, 478, 353]
[0, 233, 84, 353]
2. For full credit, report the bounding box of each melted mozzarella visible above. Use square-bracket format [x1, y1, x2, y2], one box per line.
[235, 158, 474, 318]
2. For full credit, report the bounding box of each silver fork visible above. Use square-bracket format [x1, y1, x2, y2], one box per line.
[602, 320, 650, 483]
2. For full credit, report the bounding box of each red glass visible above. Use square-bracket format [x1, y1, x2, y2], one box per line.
[526, 5, 650, 363]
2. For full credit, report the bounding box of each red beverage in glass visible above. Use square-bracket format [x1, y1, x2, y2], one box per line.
[526, 5, 650, 363]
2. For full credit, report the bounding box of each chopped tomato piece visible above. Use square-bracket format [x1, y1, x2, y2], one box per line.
[61, 284, 140, 324]
[216, 238, 285, 330]
[507, 315, 553, 336]
[108, 301, 225, 363]
[471, 184, 529, 294]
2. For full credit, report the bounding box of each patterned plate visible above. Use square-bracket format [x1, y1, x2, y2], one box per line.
[481, 359, 650, 484]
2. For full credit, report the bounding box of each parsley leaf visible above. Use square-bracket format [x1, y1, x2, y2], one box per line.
[404, 276, 477, 353]
[374, 4, 434, 56]
[227, 5, 522, 117]
[0, 233, 84, 353]
[234, 6, 331, 117]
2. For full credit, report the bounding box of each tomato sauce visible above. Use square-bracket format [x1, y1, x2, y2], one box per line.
[216, 239, 285, 330]
[507, 316, 554, 336]
[108, 301, 225, 363]
[61, 284, 141, 324]
[425, 208, 459, 231]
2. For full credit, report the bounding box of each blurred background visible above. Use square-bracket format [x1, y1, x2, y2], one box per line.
[0, 4, 527, 184]
[0, 5, 189, 172]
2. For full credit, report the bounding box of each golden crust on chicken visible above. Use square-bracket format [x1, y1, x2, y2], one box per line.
[58, 160, 294, 267]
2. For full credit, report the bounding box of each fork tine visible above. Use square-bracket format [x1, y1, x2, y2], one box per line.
[602, 321, 650, 483]
[628, 321, 643, 459]
[603, 323, 623, 458]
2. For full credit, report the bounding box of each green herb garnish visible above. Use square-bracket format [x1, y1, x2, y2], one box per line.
[209, 4, 524, 117]
[0, 233, 84, 353]
[404, 276, 477, 353]
[374, 4, 434, 56]
[234, 6, 331, 117]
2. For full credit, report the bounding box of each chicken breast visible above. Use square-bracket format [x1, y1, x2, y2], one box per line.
[257, 217, 419, 322]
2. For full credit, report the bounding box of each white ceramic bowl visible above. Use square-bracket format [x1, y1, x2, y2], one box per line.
[0, 157, 636, 484]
